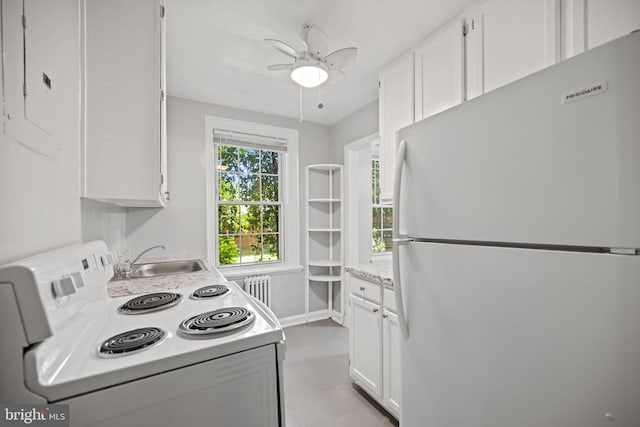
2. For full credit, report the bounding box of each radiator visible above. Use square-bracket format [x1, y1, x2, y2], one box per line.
[244, 275, 272, 307]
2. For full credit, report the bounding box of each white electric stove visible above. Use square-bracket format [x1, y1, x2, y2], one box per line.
[0, 241, 285, 427]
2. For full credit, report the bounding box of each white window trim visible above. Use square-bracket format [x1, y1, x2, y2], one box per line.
[205, 116, 301, 276]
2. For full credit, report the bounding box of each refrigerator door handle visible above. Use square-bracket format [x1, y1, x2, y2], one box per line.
[393, 139, 410, 339]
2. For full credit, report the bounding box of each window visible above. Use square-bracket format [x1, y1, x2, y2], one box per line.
[216, 145, 281, 265]
[206, 116, 301, 276]
[372, 159, 392, 253]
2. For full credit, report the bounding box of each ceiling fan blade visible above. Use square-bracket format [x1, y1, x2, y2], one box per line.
[267, 63, 293, 71]
[265, 39, 299, 59]
[324, 47, 357, 70]
[304, 25, 329, 57]
[328, 69, 345, 83]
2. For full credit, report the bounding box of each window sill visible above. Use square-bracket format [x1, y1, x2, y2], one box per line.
[219, 264, 304, 280]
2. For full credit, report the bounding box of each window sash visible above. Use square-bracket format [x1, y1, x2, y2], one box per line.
[214, 144, 285, 267]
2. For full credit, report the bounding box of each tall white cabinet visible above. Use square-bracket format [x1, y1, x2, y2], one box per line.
[82, 0, 167, 207]
[305, 164, 344, 323]
[470, 0, 560, 93]
[414, 20, 465, 121]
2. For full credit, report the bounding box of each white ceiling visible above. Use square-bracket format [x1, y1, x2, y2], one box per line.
[166, 0, 477, 125]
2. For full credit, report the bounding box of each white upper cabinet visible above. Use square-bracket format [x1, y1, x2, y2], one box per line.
[587, 0, 640, 48]
[378, 54, 414, 203]
[414, 20, 465, 121]
[470, 0, 560, 93]
[82, 0, 167, 207]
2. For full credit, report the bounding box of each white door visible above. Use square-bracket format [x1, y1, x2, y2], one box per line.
[473, 0, 559, 93]
[586, 0, 640, 49]
[378, 54, 414, 202]
[414, 20, 465, 121]
[398, 241, 640, 427]
[382, 310, 401, 417]
[349, 295, 382, 398]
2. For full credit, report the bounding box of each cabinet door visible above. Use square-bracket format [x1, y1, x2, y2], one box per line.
[383, 310, 401, 418]
[2, 0, 79, 158]
[349, 295, 383, 398]
[378, 54, 414, 203]
[473, 0, 560, 93]
[83, 0, 166, 207]
[414, 21, 465, 121]
[586, 0, 640, 49]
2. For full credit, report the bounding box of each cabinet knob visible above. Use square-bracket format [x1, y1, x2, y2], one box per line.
[382, 314, 388, 319]
[373, 308, 379, 313]
[359, 286, 365, 291]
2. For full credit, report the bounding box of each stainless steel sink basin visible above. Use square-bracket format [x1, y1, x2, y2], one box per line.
[129, 259, 205, 278]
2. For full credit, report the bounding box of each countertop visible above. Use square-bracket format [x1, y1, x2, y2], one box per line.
[107, 254, 228, 297]
[345, 259, 393, 288]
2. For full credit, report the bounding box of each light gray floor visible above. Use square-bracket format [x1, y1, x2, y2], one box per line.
[283, 319, 399, 427]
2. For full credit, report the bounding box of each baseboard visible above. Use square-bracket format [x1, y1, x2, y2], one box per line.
[278, 313, 308, 328]
[330, 309, 344, 325]
[278, 309, 331, 328]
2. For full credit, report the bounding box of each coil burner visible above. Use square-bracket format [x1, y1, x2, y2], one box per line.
[190, 284, 231, 300]
[117, 292, 182, 314]
[97, 327, 166, 358]
[178, 307, 255, 337]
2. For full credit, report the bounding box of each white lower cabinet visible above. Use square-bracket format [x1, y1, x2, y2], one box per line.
[349, 295, 383, 398]
[349, 277, 401, 418]
[382, 310, 401, 416]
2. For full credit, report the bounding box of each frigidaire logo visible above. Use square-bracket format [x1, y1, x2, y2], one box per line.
[562, 80, 607, 104]
[1, 404, 69, 426]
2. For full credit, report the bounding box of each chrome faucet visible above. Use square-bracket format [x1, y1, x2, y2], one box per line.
[130, 245, 166, 267]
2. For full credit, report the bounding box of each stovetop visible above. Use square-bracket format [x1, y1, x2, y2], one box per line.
[24, 280, 284, 401]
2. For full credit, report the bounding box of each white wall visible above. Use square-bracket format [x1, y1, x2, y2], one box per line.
[0, 0, 82, 266]
[330, 100, 379, 164]
[81, 199, 127, 254]
[125, 96, 332, 318]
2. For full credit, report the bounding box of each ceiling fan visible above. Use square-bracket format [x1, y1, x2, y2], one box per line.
[265, 23, 357, 88]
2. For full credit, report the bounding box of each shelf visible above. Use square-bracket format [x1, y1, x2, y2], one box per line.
[309, 274, 342, 282]
[307, 164, 342, 171]
[309, 259, 342, 267]
[308, 198, 341, 203]
[305, 162, 344, 324]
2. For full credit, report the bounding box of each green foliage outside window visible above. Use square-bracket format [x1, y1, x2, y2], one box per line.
[216, 145, 281, 265]
[372, 159, 392, 253]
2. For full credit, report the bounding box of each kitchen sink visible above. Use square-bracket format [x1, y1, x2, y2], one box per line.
[129, 259, 205, 278]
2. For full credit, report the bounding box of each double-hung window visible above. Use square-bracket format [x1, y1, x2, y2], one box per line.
[371, 159, 392, 253]
[207, 117, 300, 275]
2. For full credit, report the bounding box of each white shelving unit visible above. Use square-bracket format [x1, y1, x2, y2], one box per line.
[305, 164, 344, 324]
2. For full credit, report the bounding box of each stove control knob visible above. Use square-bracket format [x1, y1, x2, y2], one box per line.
[104, 252, 117, 266]
[52, 276, 77, 298]
[70, 271, 86, 288]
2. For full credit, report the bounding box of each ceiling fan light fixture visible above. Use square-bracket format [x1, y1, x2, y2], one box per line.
[290, 62, 328, 88]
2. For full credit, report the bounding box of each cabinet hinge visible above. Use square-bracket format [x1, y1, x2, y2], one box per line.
[160, 174, 164, 185]
[161, 89, 165, 101]
[21, 14, 26, 29]
[472, 18, 475, 31]
[463, 23, 468, 36]
[22, 83, 27, 98]
[160, 5, 165, 18]
[378, 81, 381, 89]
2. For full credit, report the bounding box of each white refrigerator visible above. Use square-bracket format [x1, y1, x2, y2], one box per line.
[393, 31, 640, 426]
